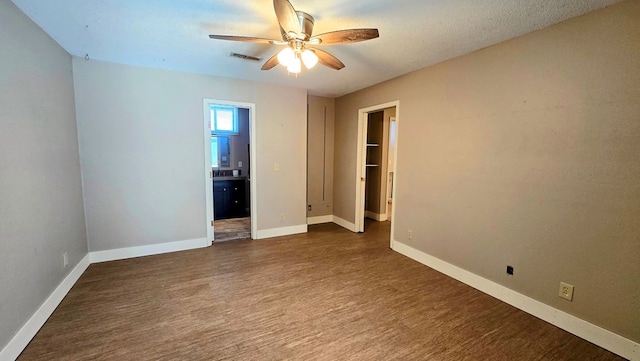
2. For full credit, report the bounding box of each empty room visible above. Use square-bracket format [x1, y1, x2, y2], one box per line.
[1, 0, 638, 360]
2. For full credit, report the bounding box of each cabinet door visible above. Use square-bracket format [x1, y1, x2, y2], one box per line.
[229, 181, 246, 217]
[213, 185, 230, 220]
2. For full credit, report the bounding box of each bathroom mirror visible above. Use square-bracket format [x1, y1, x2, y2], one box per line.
[218, 135, 230, 167]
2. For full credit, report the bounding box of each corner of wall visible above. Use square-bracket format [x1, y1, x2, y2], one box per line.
[0, 255, 91, 361]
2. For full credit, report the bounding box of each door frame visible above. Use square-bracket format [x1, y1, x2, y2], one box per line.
[203, 99, 257, 243]
[355, 101, 400, 244]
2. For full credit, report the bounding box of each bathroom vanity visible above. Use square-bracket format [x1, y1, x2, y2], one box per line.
[213, 176, 247, 220]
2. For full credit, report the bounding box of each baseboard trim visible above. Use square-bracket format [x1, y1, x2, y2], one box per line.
[307, 215, 333, 225]
[256, 224, 308, 239]
[89, 237, 209, 263]
[332, 216, 357, 232]
[364, 211, 387, 222]
[0, 254, 91, 361]
[391, 240, 639, 361]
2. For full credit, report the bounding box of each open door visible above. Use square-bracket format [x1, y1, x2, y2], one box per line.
[355, 101, 399, 242]
[386, 116, 397, 221]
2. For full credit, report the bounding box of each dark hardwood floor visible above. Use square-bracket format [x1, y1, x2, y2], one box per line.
[18, 221, 623, 360]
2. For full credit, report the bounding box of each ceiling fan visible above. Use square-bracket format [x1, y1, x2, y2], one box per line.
[209, 0, 379, 73]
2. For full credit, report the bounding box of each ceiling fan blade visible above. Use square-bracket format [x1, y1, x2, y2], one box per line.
[309, 28, 379, 45]
[261, 54, 280, 70]
[273, 0, 300, 37]
[311, 48, 345, 70]
[209, 35, 282, 44]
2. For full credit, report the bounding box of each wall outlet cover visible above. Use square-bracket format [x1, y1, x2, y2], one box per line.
[559, 282, 574, 301]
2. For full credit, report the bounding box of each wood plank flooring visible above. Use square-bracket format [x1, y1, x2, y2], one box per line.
[18, 221, 623, 360]
[214, 217, 251, 242]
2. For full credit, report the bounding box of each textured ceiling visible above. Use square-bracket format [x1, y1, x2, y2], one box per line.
[12, 0, 623, 97]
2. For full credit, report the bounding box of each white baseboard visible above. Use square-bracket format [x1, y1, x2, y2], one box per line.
[392, 240, 639, 361]
[256, 224, 308, 239]
[0, 254, 91, 361]
[364, 211, 387, 222]
[332, 216, 357, 232]
[89, 237, 209, 263]
[307, 215, 333, 225]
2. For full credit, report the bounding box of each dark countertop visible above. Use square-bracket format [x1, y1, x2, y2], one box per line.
[213, 176, 247, 181]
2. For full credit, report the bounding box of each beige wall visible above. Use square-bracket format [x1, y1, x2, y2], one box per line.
[0, 0, 87, 352]
[73, 59, 307, 251]
[307, 95, 335, 218]
[334, 0, 640, 342]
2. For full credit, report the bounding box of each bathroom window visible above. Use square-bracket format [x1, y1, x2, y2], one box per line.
[210, 106, 238, 134]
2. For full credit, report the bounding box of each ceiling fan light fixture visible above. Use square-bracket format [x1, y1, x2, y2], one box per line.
[277, 47, 295, 66]
[287, 56, 301, 73]
[301, 49, 318, 69]
[209, 0, 379, 74]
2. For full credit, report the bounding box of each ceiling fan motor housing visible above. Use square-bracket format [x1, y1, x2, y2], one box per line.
[295, 11, 314, 40]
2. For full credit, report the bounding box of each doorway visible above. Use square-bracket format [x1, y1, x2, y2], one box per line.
[355, 101, 399, 244]
[204, 99, 257, 243]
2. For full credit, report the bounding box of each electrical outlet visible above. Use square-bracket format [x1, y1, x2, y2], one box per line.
[280, 213, 285, 221]
[238, 161, 242, 168]
[506, 265, 514, 275]
[559, 282, 574, 301]
[274, 163, 280, 172]
[407, 230, 413, 240]
[63, 252, 68, 268]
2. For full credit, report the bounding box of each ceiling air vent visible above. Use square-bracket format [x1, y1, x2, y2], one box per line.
[229, 52, 261, 62]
